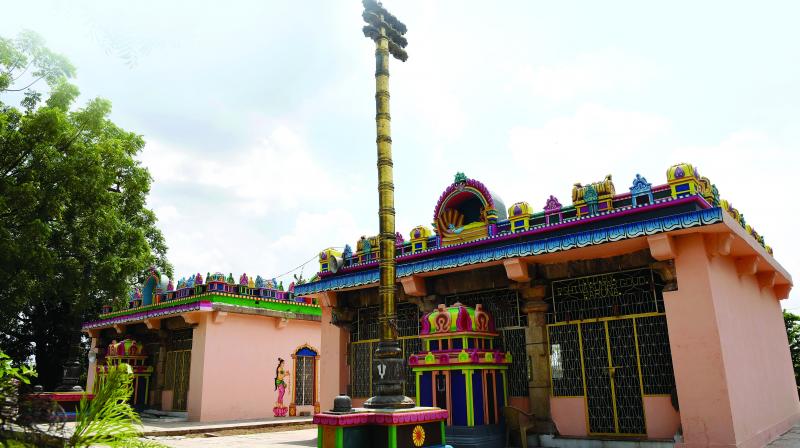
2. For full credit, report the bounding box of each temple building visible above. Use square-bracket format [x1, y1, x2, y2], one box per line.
[296, 164, 798, 447]
[82, 270, 322, 422]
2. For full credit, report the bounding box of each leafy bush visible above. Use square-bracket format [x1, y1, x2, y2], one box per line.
[0, 349, 163, 447]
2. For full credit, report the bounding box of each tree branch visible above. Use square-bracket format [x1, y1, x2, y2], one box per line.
[12, 61, 33, 81]
[2, 76, 45, 92]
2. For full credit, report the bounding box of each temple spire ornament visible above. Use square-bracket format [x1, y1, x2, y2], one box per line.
[361, 0, 414, 409]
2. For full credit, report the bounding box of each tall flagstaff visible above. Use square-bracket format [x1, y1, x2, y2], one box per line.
[361, 0, 414, 409]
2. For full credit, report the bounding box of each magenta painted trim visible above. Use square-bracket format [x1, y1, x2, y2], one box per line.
[326, 195, 711, 277]
[313, 409, 449, 426]
[27, 393, 94, 402]
[82, 301, 212, 329]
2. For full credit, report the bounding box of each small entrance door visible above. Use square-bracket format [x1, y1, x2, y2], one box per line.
[164, 349, 191, 411]
[581, 319, 645, 435]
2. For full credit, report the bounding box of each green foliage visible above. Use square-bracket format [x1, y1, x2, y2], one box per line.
[0, 349, 164, 447]
[0, 350, 35, 389]
[783, 310, 800, 392]
[0, 350, 64, 447]
[0, 31, 171, 387]
[68, 364, 165, 448]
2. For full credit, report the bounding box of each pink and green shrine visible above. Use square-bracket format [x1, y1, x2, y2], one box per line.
[410, 303, 510, 448]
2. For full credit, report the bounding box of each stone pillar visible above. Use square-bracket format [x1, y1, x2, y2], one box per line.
[520, 284, 555, 433]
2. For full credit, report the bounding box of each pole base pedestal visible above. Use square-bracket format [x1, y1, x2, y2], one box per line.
[314, 406, 451, 448]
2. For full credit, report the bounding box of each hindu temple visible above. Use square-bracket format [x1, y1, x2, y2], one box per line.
[296, 163, 798, 448]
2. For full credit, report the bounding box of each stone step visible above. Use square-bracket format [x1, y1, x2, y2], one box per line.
[532, 434, 675, 448]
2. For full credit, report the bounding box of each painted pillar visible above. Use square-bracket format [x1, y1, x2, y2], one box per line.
[522, 285, 554, 433]
[464, 369, 474, 426]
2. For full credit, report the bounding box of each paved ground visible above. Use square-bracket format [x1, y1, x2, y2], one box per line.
[152, 428, 317, 447]
[139, 416, 312, 436]
[147, 424, 800, 448]
[768, 424, 800, 447]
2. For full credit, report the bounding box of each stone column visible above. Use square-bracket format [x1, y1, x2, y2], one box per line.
[520, 284, 555, 433]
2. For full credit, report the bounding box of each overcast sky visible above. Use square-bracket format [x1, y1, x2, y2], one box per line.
[2, 1, 799, 307]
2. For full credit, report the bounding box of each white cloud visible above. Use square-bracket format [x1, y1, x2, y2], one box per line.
[138, 123, 371, 284]
[140, 124, 340, 217]
[514, 50, 654, 102]
[504, 103, 671, 202]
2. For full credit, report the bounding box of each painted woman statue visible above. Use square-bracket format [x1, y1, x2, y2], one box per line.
[273, 357, 289, 417]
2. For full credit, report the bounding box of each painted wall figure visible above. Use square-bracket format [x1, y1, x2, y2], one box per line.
[274, 357, 289, 417]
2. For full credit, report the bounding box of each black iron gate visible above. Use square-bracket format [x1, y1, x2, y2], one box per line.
[547, 268, 675, 436]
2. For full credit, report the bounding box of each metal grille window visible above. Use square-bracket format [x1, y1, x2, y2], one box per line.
[547, 324, 583, 396]
[348, 303, 423, 398]
[635, 315, 675, 394]
[498, 328, 529, 397]
[397, 302, 422, 337]
[356, 306, 380, 341]
[350, 341, 373, 397]
[445, 289, 529, 397]
[295, 356, 315, 406]
[549, 269, 662, 323]
[446, 289, 526, 329]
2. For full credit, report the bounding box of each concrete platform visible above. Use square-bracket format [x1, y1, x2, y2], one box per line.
[140, 416, 313, 436]
[768, 423, 800, 447]
[61, 415, 312, 437]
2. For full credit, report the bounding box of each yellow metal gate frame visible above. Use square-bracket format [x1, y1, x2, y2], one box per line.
[547, 312, 668, 437]
[164, 349, 191, 411]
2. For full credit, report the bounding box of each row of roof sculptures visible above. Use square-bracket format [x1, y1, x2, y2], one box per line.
[317, 162, 771, 276]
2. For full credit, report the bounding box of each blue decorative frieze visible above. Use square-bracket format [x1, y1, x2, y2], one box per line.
[295, 207, 723, 295]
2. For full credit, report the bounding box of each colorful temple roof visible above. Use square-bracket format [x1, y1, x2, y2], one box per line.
[82, 268, 319, 330]
[296, 163, 775, 295]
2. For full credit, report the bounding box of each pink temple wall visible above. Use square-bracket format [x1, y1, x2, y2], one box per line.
[643, 396, 681, 439]
[665, 233, 799, 448]
[551, 397, 587, 437]
[550, 396, 678, 439]
[187, 312, 321, 422]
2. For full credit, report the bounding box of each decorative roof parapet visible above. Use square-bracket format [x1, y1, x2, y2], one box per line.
[306, 164, 777, 286]
[433, 174, 496, 225]
[295, 207, 724, 295]
[630, 174, 652, 195]
[544, 195, 562, 212]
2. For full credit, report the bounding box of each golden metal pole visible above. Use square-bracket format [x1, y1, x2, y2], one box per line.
[362, 1, 413, 409]
[375, 23, 395, 344]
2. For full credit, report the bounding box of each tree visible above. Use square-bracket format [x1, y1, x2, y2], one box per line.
[784, 310, 800, 394]
[0, 31, 171, 388]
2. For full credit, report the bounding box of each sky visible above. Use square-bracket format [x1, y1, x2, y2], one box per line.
[2, 1, 799, 307]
